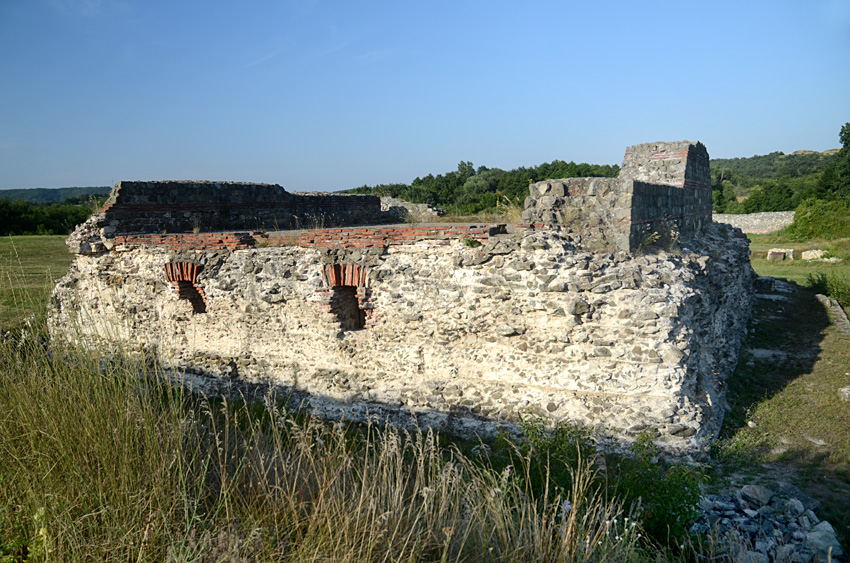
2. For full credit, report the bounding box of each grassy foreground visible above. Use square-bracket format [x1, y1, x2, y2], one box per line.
[1, 338, 650, 562]
[0, 235, 689, 562]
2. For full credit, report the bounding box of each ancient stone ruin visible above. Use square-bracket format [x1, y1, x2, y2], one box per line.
[50, 141, 755, 456]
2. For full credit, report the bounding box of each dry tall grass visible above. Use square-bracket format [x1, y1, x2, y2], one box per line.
[1, 330, 655, 562]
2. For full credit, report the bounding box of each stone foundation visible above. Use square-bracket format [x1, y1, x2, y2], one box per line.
[50, 222, 753, 455]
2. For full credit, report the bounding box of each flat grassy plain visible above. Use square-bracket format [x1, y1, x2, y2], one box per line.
[747, 234, 850, 286]
[0, 235, 71, 329]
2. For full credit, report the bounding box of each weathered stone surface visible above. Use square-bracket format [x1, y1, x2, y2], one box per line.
[805, 521, 844, 560]
[767, 248, 795, 261]
[66, 181, 388, 255]
[741, 484, 774, 507]
[50, 221, 754, 455]
[713, 211, 795, 234]
[380, 197, 445, 221]
[50, 141, 758, 457]
[801, 249, 824, 261]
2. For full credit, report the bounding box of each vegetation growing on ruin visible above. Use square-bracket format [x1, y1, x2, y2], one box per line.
[711, 259, 850, 549]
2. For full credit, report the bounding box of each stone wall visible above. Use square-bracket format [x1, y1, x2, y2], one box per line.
[67, 181, 382, 254]
[107, 224, 504, 253]
[713, 211, 795, 233]
[98, 181, 382, 232]
[50, 221, 754, 456]
[522, 141, 713, 252]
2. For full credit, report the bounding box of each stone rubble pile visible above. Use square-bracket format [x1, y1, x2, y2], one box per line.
[380, 197, 446, 221]
[691, 483, 845, 562]
[66, 214, 118, 254]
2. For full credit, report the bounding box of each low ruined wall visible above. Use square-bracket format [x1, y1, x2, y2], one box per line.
[713, 211, 795, 233]
[67, 181, 383, 254]
[522, 141, 713, 252]
[97, 181, 381, 232]
[50, 222, 754, 455]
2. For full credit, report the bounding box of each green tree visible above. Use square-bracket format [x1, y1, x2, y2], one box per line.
[815, 122, 850, 201]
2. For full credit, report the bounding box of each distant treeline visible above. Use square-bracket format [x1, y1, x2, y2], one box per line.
[0, 186, 110, 204]
[0, 186, 110, 236]
[0, 198, 104, 236]
[711, 146, 846, 214]
[343, 160, 619, 215]
[0, 196, 106, 236]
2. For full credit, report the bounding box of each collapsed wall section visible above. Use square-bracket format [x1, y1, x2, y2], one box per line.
[50, 222, 754, 456]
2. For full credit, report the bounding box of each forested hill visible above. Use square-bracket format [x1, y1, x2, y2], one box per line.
[711, 149, 839, 180]
[0, 186, 110, 204]
[343, 160, 619, 215]
[710, 147, 843, 214]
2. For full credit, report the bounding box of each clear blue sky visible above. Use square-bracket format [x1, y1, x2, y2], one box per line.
[1, 0, 848, 191]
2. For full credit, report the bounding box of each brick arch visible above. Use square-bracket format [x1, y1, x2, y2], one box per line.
[164, 262, 206, 314]
[321, 263, 368, 288]
[317, 263, 376, 330]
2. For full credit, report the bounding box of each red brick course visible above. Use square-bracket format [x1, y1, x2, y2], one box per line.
[113, 224, 505, 252]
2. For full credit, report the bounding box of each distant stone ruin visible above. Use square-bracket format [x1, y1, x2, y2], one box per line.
[51, 141, 754, 456]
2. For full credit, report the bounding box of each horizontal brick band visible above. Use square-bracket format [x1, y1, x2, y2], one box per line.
[111, 224, 507, 252]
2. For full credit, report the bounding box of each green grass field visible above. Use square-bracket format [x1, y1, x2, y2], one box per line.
[0, 235, 72, 329]
[747, 234, 850, 285]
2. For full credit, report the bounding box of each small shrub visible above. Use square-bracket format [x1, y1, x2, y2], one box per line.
[784, 198, 850, 240]
[636, 220, 679, 255]
[807, 272, 850, 309]
[613, 432, 704, 542]
[462, 237, 482, 247]
[513, 419, 704, 548]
